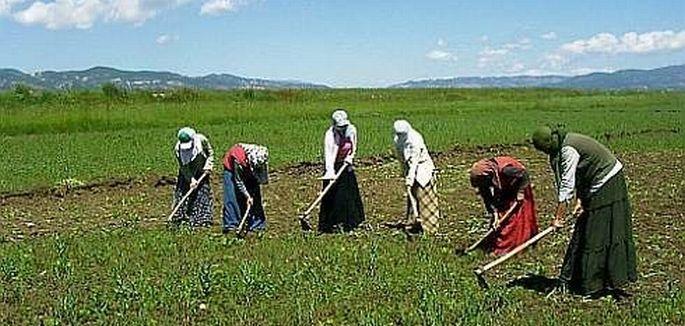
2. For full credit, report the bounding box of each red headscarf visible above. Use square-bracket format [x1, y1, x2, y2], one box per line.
[469, 158, 499, 189]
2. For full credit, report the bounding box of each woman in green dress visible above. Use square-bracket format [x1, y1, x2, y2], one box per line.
[532, 126, 637, 297]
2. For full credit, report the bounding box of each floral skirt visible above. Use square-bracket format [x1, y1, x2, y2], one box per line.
[172, 174, 214, 226]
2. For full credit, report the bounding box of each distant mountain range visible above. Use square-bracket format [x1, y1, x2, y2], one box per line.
[0, 66, 329, 90]
[390, 65, 685, 89]
[1, 64, 684, 90]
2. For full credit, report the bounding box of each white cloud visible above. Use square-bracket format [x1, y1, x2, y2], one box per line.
[477, 47, 508, 67]
[156, 33, 178, 45]
[570, 67, 615, 75]
[200, 0, 253, 15]
[540, 29, 685, 73]
[503, 38, 532, 50]
[505, 62, 526, 73]
[541, 32, 557, 40]
[0, 0, 25, 15]
[560, 30, 685, 55]
[426, 38, 457, 62]
[106, 0, 189, 25]
[478, 37, 533, 68]
[426, 49, 457, 62]
[13, 0, 105, 29]
[542, 53, 568, 70]
[10, 0, 202, 29]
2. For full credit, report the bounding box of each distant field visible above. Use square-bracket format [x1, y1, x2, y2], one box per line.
[0, 88, 682, 193]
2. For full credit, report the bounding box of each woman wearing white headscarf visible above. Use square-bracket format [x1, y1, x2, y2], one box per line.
[319, 109, 365, 233]
[393, 120, 440, 234]
[172, 127, 214, 226]
[222, 143, 270, 233]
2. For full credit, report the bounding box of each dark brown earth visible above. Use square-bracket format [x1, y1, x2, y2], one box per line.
[1, 146, 683, 297]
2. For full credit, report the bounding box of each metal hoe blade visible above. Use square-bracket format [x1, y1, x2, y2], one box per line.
[299, 215, 312, 231]
[474, 268, 490, 289]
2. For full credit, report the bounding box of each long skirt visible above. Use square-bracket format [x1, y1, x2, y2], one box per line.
[407, 179, 441, 235]
[560, 171, 637, 295]
[484, 186, 538, 255]
[172, 173, 213, 226]
[222, 170, 266, 232]
[318, 163, 365, 233]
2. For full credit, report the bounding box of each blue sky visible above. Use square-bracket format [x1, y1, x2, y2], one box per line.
[1, 0, 684, 87]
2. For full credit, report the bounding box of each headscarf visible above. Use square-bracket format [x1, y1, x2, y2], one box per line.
[532, 125, 567, 155]
[469, 158, 499, 189]
[241, 143, 270, 184]
[331, 109, 350, 127]
[531, 125, 568, 189]
[393, 119, 412, 151]
[177, 127, 200, 165]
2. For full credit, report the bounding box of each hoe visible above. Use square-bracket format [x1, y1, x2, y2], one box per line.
[235, 202, 253, 238]
[455, 201, 520, 256]
[298, 162, 349, 231]
[167, 172, 209, 222]
[473, 225, 557, 289]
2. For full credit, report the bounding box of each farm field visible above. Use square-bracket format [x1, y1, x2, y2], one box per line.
[0, 89, 683, 324]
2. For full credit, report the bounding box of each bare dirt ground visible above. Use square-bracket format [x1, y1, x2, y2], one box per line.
[1, 146, 683, 297]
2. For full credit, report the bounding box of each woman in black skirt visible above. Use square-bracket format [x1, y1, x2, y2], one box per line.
[532, 126, 637, 297]
[318, 109, 365, 233]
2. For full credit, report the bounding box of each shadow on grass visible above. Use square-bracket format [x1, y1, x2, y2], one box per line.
[507, 274, 560, 294]
[508, 274, 634, 302]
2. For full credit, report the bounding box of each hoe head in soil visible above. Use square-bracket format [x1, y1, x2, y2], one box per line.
[299, 215, 313, 231]
[454, 248, 468, 256]
[474, 268, 490, 289]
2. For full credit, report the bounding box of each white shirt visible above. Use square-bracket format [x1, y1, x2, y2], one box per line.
[323, 125, 357, 178]
[557, 146, 623, 203]
[394, 128, 435, 187]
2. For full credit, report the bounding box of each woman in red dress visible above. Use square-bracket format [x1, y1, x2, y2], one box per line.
[469, 156, 538, 255]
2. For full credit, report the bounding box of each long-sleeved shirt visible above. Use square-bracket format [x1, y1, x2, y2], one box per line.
[174, 133, 214, 181]
[394, 128, 435, 187]
[323, 125, 357, 178]
[557, 146, 623, 203]
[223, 144, 252, 197]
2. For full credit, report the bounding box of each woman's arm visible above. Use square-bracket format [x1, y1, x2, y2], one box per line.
[323, 128, 337, 179]
[553, 146, 580, 226]
[201, 136, 214, 173]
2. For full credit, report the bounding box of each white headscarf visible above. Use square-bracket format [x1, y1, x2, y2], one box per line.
[393, 119, 413, 152]
[177, 132, 204, 165]
[331, 109, 350, 127]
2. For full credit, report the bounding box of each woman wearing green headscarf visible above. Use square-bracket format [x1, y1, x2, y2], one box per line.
[532, 126, 636, 297]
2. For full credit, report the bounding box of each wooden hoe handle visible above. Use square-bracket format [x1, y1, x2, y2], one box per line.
[167, 172, 209, 222]
[475, 226, 556, 275]
[300, 162, 350, 218]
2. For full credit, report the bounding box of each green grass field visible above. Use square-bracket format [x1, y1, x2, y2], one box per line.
[0, 89, 682, 192]
[0, 89, 683, 324]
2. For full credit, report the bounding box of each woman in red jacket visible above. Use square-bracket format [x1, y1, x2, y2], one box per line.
[469, 156, 538, 255]
[222, 143, 269, 234]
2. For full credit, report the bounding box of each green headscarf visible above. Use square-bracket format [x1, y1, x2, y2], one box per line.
[532, 126, 566, 155]
[532, 125, 568, 190]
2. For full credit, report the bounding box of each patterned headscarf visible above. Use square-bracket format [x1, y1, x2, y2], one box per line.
[241, 143, 270, 184]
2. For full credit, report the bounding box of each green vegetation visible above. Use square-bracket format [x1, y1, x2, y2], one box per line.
[1, 230, 682, 325]
[0, 89, 683, 324]
[0, 89, 683, 192]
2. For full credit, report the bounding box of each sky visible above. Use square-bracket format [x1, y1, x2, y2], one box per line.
[0, 0, 684, 87]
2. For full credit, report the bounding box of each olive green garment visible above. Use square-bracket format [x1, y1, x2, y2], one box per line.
[559, 171, 637, 295]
